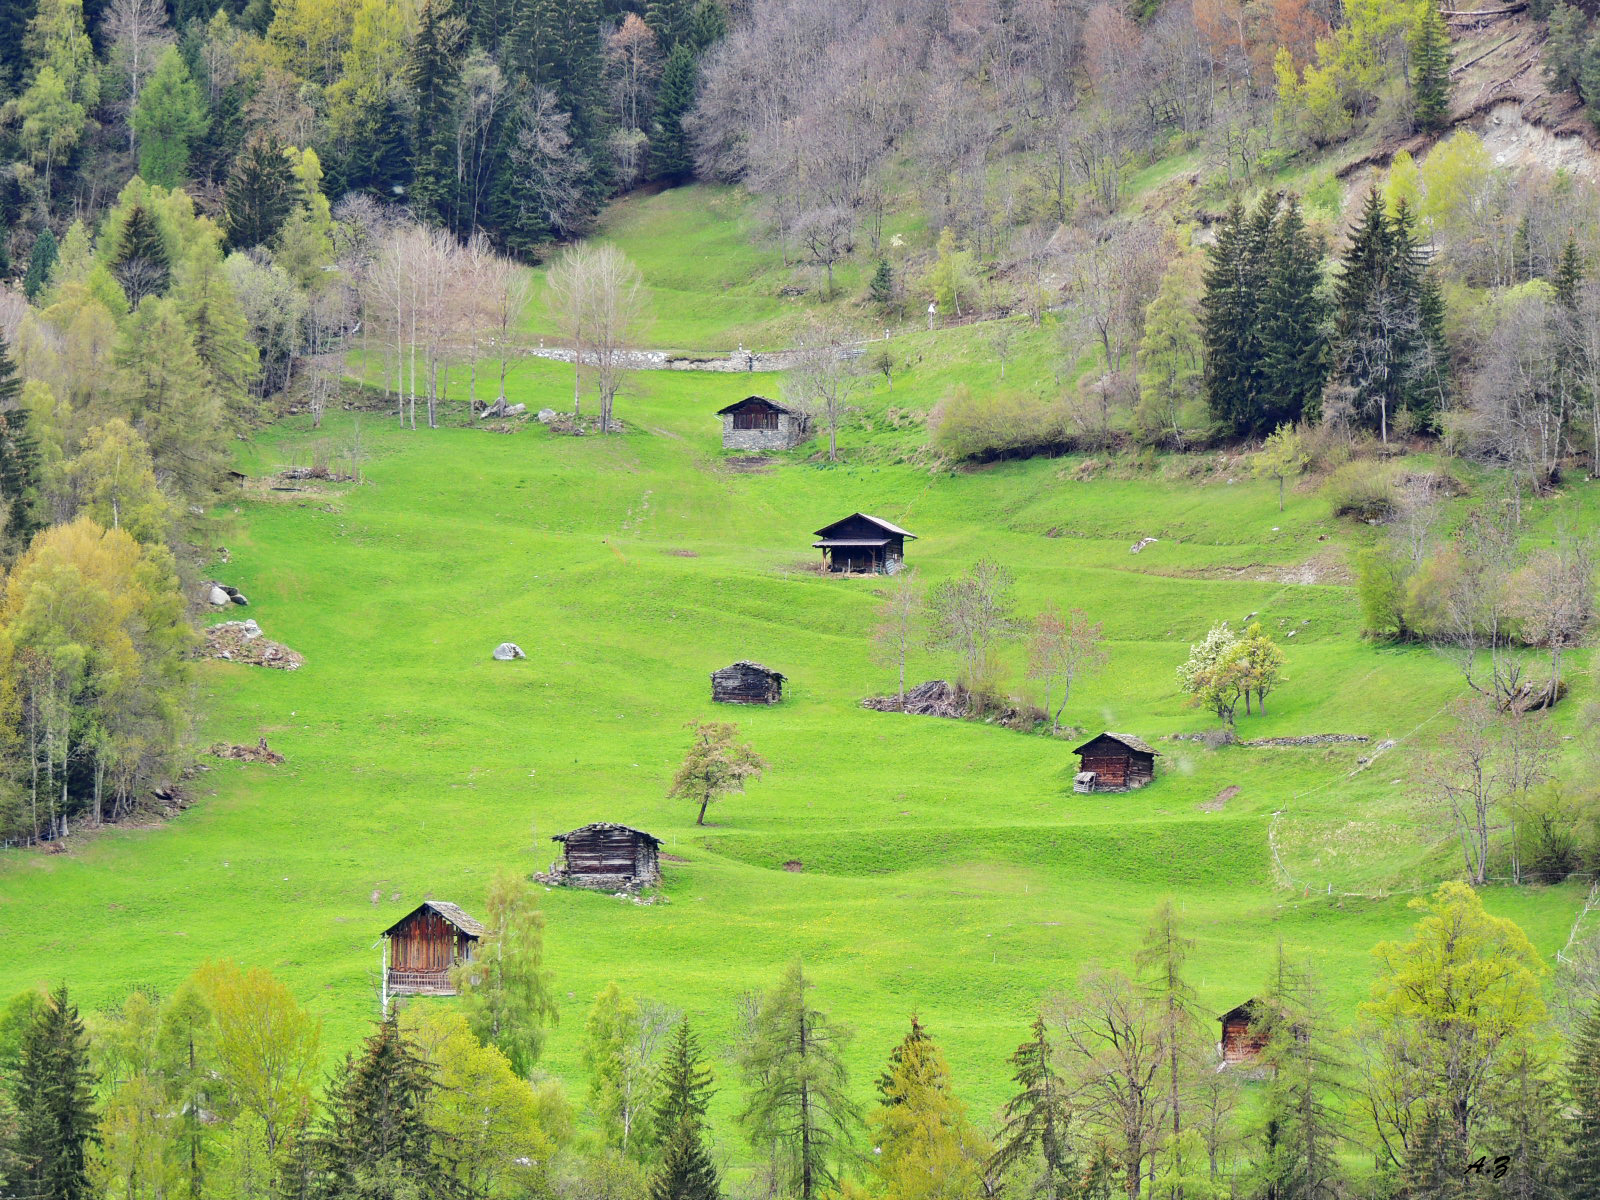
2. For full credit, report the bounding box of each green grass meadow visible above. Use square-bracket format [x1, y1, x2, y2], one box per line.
[1, 189, 1593, 1143]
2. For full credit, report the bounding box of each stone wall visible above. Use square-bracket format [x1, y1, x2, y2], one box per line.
[721, 414, 807, 451]
[526, 345, 862, 374]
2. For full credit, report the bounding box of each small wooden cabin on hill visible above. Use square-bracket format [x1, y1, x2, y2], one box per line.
[381, 901, 482, 1000]
[550, 823, 662, 890]
[1072, 732, 1159, 792]
[717, 396, 809, 451]
[1219, 1000, 1269, 1065]
[713, 661, 784, 704]
[812, 513, 917, 574]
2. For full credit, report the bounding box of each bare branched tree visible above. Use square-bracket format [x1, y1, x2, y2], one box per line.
[784, 318, 862, 462]
[545, 243, 650, 431]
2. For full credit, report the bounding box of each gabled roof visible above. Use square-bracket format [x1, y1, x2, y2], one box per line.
[552, 822, 663, 847]
[1072, 731, 1160, 757]
[381, 900, 484, 940]
[812, 512, 918, 540]
[1219, 998, 1266, 1024]
[714, 660, 786, 681]
[716, 395, 799, 416]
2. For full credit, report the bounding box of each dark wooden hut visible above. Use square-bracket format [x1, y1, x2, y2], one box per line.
[380, 901, 482, 1000]
[717, 396, 809, 451]
[812, 513, 917, 574]
[550, 823, 662, 890]
[1072, 732, 1159, 792]
[1219, 999, 1269, 1065]
[712, 661, 784, 704]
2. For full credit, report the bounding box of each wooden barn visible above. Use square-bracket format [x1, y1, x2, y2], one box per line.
[380, 901, 482, 1003]
[550, 823, 662, 890]
[812, 513, 917, 574]
[717, 396, 809, 451]
[1219, 999, 1270, 1065]
[1072, 732, 1159, 793]
[712, 661, 785, 705]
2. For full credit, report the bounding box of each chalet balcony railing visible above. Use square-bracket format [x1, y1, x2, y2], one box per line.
[387, 969, 457, 996]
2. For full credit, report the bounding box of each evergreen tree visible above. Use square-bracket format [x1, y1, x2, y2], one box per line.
[408, 0, 465, 225]
[223, 134, 293, 251]
[1566, 996, 1600, 1199]
[23, 228, 57, 303]
[1555, 234, 1585, 312]
[645, 0, 695, 49]
[133, 46, 207, 187]
[649, 1022, 720, 1200]
[650, 44, 697, 184]
[1547, 3, 1589, 95]
[109, 203, 172, 307]
[175, 250, 260, 435]
[1201, 197, 1276, 435]
[988, 1013, 1075, 1199]
[736, 963, 859, 1200]
[1258, 195, 1329, 428]
[0, 333, 40, 554]
[7, 986, 97, 1200]
[311, 1017, 455, 1200]
[1136, 899, 1198, 1193]
[869, 258, 894, 305]
[1580, 31, 1600, 125]
[689, 0, 727, 52]
[1411, 5, 1451, 133]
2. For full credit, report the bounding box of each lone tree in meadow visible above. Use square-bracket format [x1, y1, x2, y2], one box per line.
[668, 721, 767, 826]
[871, 569, 921, 706]
[925, 558, 1022, 700]
[1027, 604, 1108, 734]
[1252, 423, 1308, 513]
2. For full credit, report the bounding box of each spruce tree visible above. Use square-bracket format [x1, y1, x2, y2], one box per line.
[8, 986, 97, 1200]
[1201, 200, 1253, 434]
[690, 0, 727, 52]
[311, 1017, 455, 1200]
[645, 0, 695, 49]
[650, 44, 698, 184]
[1258, 195, 1329, 430]
[988, 1013, 1075, 1199]
[408, 0, 465, 226]
[110, 202, 172, 307]
[869, 258, 894, 305]
[867, 1019, 989, 1200]
[1411, 5, 1452, 134]
[1547, 2, 1589, 95]
[0, 333, 40, 554]
[133, 46, 207, 187]
[1555, 234, 1585, 312]
[22, 228, 57, 302]
[223, 134, 293, 251]
[1566, 997, 1600, 1199]
[649, 1022, 720, 1200]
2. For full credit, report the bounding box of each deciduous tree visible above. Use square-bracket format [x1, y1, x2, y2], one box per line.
[668, 720, 766, 826]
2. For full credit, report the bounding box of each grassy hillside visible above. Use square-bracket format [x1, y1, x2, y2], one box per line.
[2, 188, 1593, 1148]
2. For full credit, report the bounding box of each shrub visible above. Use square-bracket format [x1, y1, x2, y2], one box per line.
[930, 385, 1071, 461]
[1323, 459, 1400, 520]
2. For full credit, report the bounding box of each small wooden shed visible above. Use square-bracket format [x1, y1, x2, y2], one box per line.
[1072, 732, 1159, 793]
[1219, 999, 1269, 1065]
[712, 661, 784, 705]
[717, 396, 809, 451]
[812, 513, 917, 574]
[380, 901, 482, 1001]
[550, 822, 662, 890]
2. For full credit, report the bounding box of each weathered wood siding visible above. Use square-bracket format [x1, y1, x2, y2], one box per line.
[1074, 736, 1155, 790]
[386, 908, 474, 994]
[561, 827, 661, 887]
[712, 664, 783, 704]
[1221, 1017, 1268, 1064]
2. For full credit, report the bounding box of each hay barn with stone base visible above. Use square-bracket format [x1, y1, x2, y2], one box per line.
[1072, 732, 1158, 792]
[549, 823, 662, 890]
[717, 396, 809, 451]
[380, 901, 482, 1000]
[712, 661, 784, 704]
